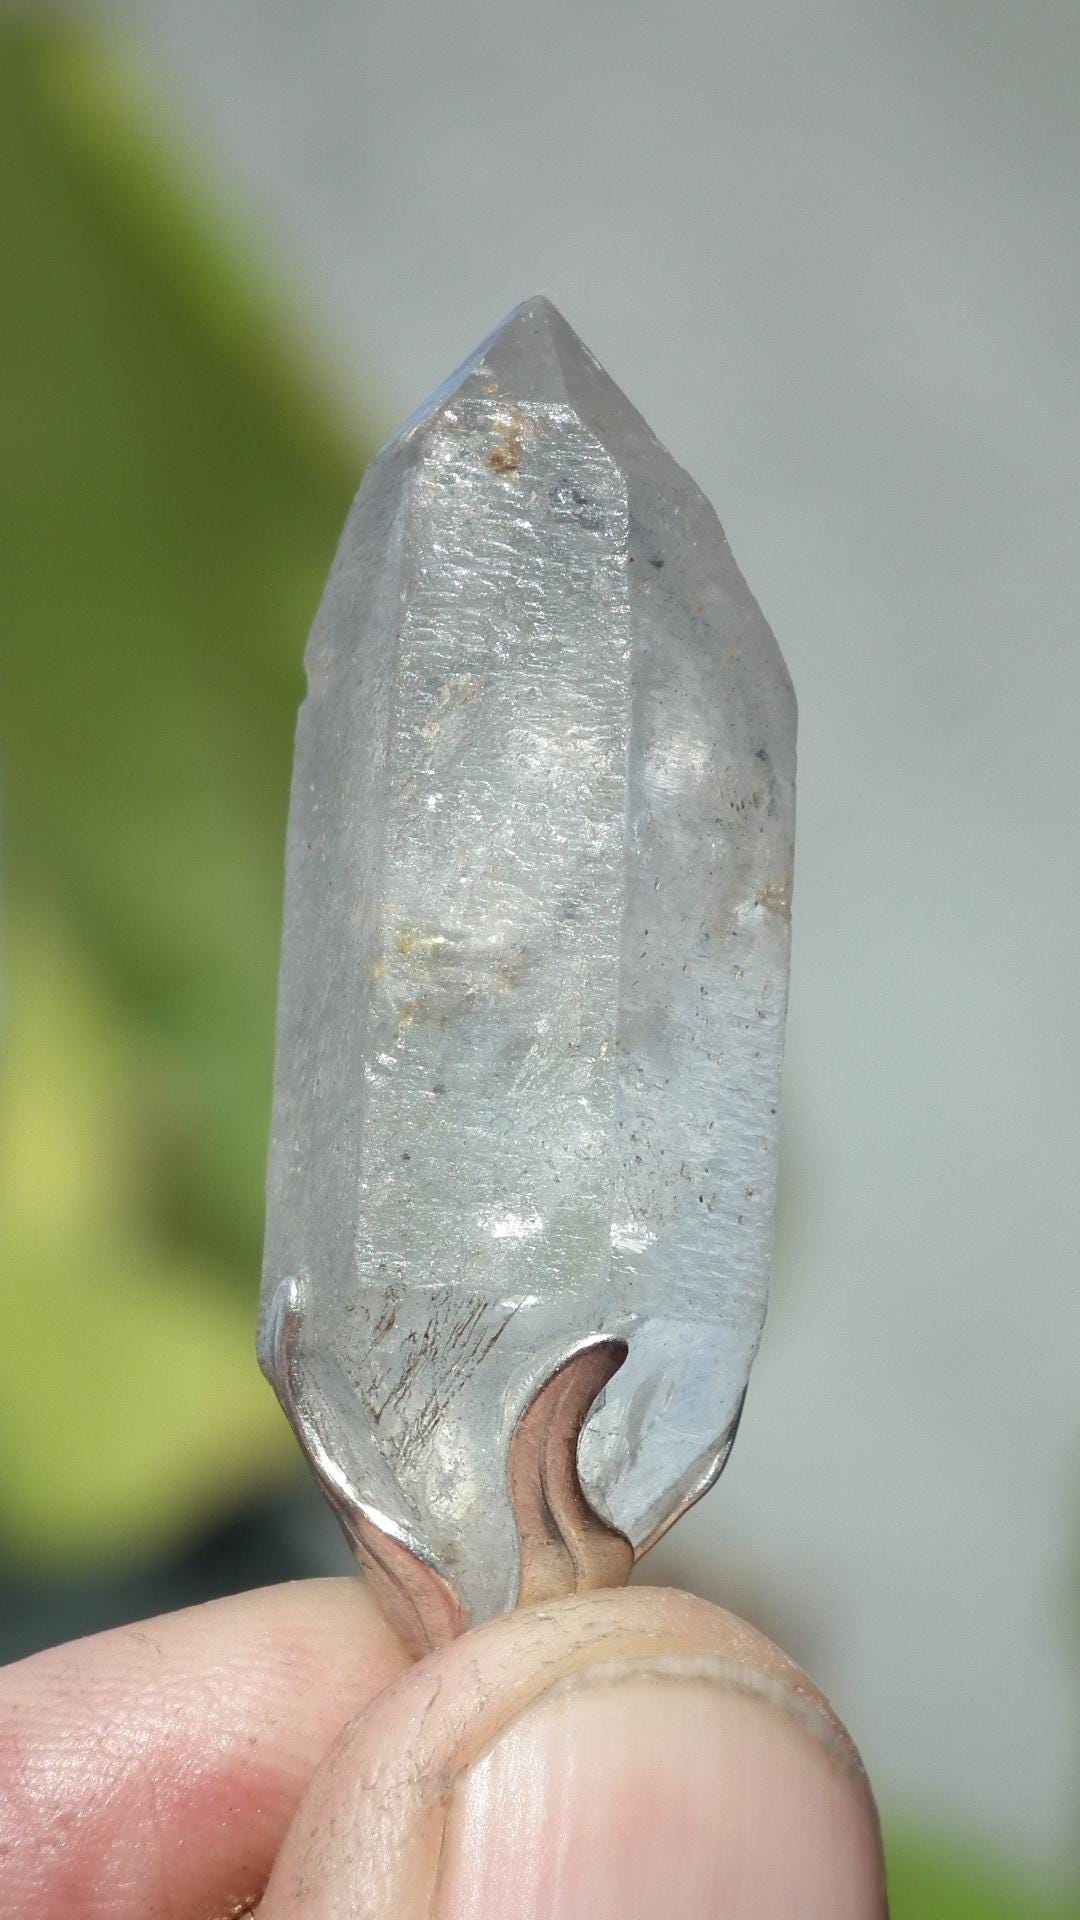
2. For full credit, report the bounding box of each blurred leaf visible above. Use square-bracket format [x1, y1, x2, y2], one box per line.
[886, 1828, 1078, 1920]
[0, 912, 292, 1558]
[0, 16, 365, 1559]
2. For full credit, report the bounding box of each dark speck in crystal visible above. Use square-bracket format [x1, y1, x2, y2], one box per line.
[550, 479, 604, 531]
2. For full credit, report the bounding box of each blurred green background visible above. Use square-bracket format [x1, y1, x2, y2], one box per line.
[0, 14, 1076, 1917]
[0, 14, 350, 1603]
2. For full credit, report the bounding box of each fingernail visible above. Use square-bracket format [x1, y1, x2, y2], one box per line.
[436, 1655, 886, 1920]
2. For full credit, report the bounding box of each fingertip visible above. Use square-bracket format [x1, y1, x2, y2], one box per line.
[0, 1576, 413, 1920]
[260, 1586, 885, 1919]
[440, 1658, 884, 1920]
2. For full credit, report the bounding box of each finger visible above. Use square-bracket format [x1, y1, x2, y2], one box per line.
[259, 1584, 887, 1920]
[0, 1575, 411, 1920]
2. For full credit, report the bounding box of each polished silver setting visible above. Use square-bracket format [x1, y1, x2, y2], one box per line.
[259, 297, 795, 1648]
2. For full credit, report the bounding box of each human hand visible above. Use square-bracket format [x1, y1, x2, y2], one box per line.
[0, 1579, 886, 1917]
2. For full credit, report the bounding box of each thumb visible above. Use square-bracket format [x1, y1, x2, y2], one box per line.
[258, 1586, 887, 1919]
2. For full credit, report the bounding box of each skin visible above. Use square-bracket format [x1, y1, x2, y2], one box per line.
[0, 1580, 887, 1919]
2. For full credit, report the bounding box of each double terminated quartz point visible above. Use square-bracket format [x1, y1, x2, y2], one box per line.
[259, 298, 795, 1652]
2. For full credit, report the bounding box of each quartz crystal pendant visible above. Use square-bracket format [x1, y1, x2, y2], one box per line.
[259, 297, 796, 1651]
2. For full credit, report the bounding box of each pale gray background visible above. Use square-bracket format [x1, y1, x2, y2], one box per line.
[115, 0, 1079, 1867]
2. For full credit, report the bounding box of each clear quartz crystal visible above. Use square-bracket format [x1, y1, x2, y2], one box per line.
[260, 298, 795, 1625]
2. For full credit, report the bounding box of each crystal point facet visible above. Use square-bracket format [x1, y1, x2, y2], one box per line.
[260, 297, 795, 1633]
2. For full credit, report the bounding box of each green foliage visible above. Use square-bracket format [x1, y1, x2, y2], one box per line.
[886, 1829, 1078, 1920]
[0, 15, 364, 1559]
